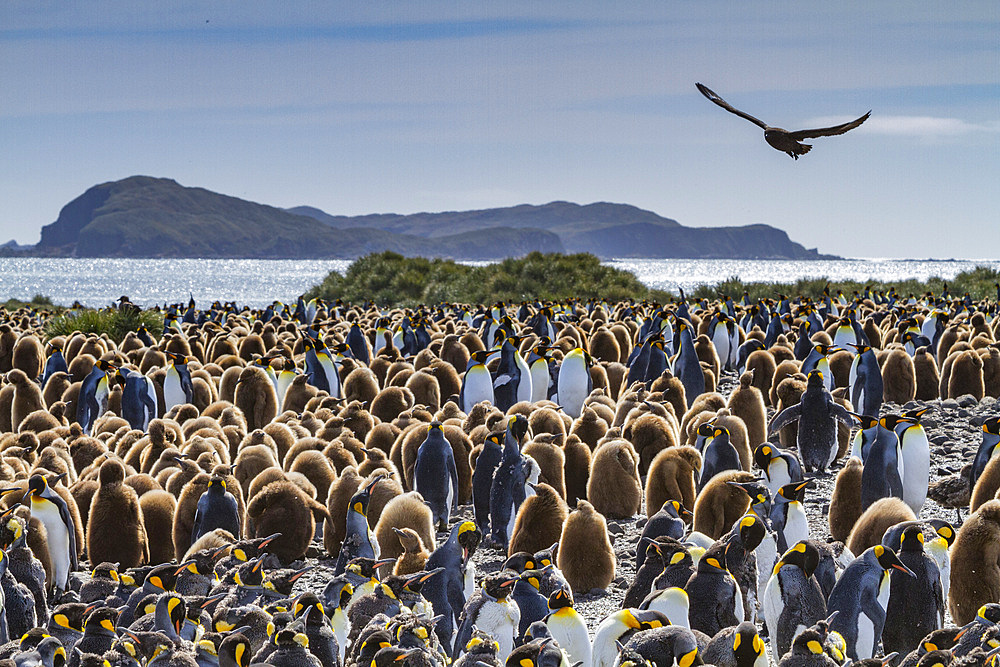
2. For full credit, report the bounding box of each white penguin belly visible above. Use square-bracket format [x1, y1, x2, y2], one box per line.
[767, 460, 791, 497]
[755, 533, 778, 600]
[558, 362, 588, 419]
[547, 612, 592, 667]
[515, 356, 533, 404]
[33, 501, 71, 589]
[464, 562, 477, 601]
[530, 364, 549, 403]
[761, 574, 784, 658]
[901, 430, 930, 514]
[645, 588, 689, 629]
[711, 329, 729, 369]
[331, 610, 349, 662]
[163, 372, 185, 412]
[784, 505, 810, 547]
[465, 372, 494, 409]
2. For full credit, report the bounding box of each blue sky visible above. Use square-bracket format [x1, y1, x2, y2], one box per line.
[2, 2, 997, 258]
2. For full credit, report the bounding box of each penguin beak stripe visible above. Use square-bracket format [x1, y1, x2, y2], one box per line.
[893, 564, 916, 577]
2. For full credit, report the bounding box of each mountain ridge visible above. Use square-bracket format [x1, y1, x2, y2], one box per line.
[19, 176, 837, 260]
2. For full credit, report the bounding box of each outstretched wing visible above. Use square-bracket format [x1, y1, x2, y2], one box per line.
[696, 83, 769, 129]
[790, 111, 871, 139]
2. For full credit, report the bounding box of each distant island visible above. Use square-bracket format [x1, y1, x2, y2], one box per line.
[10, 175, 838, 260]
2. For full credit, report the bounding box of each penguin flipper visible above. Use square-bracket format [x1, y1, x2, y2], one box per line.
[828, 400, 856, 427]
[767, 404, 802, 437]
[55, 495, 79, 571]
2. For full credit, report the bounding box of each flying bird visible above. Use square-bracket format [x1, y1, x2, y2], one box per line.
[696, 82, 871, 159]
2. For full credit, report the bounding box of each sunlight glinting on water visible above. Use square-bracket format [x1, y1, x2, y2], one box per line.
[1, 257, 997, 308]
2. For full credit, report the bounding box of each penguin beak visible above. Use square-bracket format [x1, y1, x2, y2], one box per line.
[258, 533, 282, 549]
[374, 558, 396, 569]
[892, 562, 916, 577]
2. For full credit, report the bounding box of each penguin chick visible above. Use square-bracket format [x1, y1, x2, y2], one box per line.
[692, 470, 754, 540]
[846, 498, 916, 558]
[391, 528, 430, 577]
[829, 457, 863, 543]
[949, 499, 1000, 625]
[644, 446, 701, 518]
[557, 500, 615, 594]
[245, 479, 329, 565]
[587, 439, 641, 519]
[509, 483, 568, 558]
[87, 458, 149, 569]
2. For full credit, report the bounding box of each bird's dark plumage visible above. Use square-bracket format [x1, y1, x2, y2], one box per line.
[696, 83, 870, 159]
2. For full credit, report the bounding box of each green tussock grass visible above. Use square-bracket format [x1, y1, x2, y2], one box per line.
[45, 308, 163, 343]
[307, 253, 999, 308]
[306, 251, 667, 308]
[688, 266, 1000, 302]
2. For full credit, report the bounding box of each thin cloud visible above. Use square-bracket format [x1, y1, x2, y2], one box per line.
[806, 114, 1000, 137]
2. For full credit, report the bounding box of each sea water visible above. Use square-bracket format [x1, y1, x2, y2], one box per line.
[1, 257, 997, 309]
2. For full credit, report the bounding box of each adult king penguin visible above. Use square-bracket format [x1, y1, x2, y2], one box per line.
[460, 350, 495, 413]
[21, 474, 78, 594]
[848, 343, 884, 419]
[767, 370, 854, 472]
[413, 422, 460, 531]
[162, 352, 193, 413]
[120, 369, 158, 431]
[76, 359, 116, 434]
[558, 348, 593, 419]
[827, 545, 915, 660]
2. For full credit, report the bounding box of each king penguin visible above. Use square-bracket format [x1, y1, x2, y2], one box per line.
[472, 432, 504, 535]
[76, 359, 116, 434]
[674, 320, 705, 408]
[460, 350, 495, 413]
[753, 443, 804, 498]
[882, 526, 944, 658]
[770, 481, 812, 554]
[489, 414, 531, 549]
[761, 541, 827, 658]
[767, 370, 854, 472]
[848, 343, 884, 420]
[544, 588, 591, 667]
[41, 342, 68, 386]
[557, 348, 593, 419]
[335, 476, 383, 575]
[453, 572, 520, 663]
[827, 545, 916, 660]
[413, 422, 460, 531]
[895, 409, 930, 515]
[162, 352, 194, 413]
[22, 474, 78, 594]
[858, 415, 906, 511]
[191, 475, 241, 544]
[527, 343, 557, 403]
[968, 416, 1000, 488]
[120, 369, 158, 431]
[492, 335, 529, 413]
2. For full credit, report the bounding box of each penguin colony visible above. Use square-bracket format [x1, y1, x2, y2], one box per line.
[0, 285, 994, 667]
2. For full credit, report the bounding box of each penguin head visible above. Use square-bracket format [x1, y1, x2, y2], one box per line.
[481, 574, 516, 602]
[456, 521, 482, 562]
[792, 629, 827, 657]
[879, 414, 914, 431]
[533, 543, 558, 567]
[929, 520, 956, 548]
[899, 526, 926, 553]
[402, 567, 444, 595]
[872, 544, 916, 577]
[846, 411, 878, 429]
[470, 350, 492, 365]
[814, 343, 840, 356]
[506, 414, 530, 443]
[546, 588, 573, 612]
[711, 425, 730, 442]
[752, 443, 776, 470]
[163, 593, 186, 636]
[697, 543, 729, 573]
[23, 473, 51, 502]
[777, 479, 811, 503]
[621, 609, 668, 631]
[805, 370, 825, 387]
[846, 342, 871, 354]
[502, 552, 534, 573]
[735, 515, 766, 551]
[95, 359, 117, 374]
[83, 607, 119, 635]
[696, 421, 715, 439]
[664, 500, 692, 521]
[731, 622, 765, 666]
[985, 417, 1000, 437]
[728, 481, 770, 510]
[774, 541, 820, 579]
